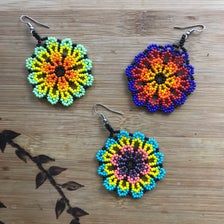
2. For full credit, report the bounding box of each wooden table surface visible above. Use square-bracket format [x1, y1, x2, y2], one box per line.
[0, 1, 224, 224]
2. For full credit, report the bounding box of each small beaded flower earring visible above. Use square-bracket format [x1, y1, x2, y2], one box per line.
[125, 24, 205, 113]
[94, 104, 166, 199]
[20, 15, 94, 106]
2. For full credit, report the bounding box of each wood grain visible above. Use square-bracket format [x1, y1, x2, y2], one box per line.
[0, 2, 224, 224]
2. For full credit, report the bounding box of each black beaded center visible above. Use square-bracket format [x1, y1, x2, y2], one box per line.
[155, 73, 166, 84]
[55, 66, 65, 77]
[127, 159, 135, 170]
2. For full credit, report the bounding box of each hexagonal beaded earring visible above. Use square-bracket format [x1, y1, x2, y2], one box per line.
[93, 104, 166, 199]
[125, 24, 205, 113]
[20, 15, 94, 106]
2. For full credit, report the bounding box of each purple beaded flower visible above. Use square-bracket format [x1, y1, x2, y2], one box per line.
[125, 44, 196, 113]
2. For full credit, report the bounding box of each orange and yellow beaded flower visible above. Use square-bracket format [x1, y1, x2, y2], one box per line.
[126, 44, 195, 113]
[26, 37, 93, 106]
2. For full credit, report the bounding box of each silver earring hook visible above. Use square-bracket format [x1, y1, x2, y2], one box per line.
[93, 104, 123, 135]
[93, 103, 123, 123]
[174, 24, 205, 40]
[20, 15, 50, 33]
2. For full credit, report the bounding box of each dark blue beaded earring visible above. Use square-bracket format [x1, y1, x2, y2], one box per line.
[125, 25, 205, 113]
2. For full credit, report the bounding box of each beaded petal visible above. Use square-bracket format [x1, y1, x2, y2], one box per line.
[26, 37, 93, 106]
[96, 130, 166, 199]
[125, 44, 195, 113]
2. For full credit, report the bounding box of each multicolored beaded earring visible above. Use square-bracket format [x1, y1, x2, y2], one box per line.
[20, 15, 94, 106]
[125, 24, 205, 113]
[94, 104, 166, 199]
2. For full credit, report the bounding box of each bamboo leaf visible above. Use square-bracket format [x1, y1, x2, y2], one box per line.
[48, 166, 67, 176]
[0, 201, 6, 208]
[70, 218, 80, 224]
[2, 130, 20, 141]
[0, 134, 6, 153]
[61, 181, 84, 191]
[34, 155, 55, 164]
[55, 198, 66, 219]
[15, 149, 27, 163]
[67, 207, 89, 218]
[35, 172, 47, 189]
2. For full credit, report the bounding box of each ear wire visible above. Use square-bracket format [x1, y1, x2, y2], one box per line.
[20, 15, 49, 44]
[93, 103, 124, 135]
[174, 24, 205, 47]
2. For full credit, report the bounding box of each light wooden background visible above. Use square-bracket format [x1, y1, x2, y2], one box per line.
[0, 1, 224, 224]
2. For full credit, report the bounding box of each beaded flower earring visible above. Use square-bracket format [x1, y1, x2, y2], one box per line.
[94, 104, 166, 199]
[125, 25, 205, 113]
[20, 15, 94, 106]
